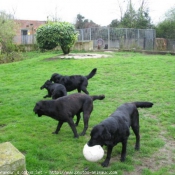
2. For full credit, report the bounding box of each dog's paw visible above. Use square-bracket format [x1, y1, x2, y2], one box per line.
[74, 135, 79, 139]
[120, 157, 126, 162]
[101, 161, 109, 167]
[120, 154, 126, 162]
[135, 145, 140, 151]
[52, 131, 58, 134]
[135, 147, 140, 151]
[79, 132, 85, 136]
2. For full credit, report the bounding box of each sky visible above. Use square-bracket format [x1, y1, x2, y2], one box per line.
[1, 0, 175, 26]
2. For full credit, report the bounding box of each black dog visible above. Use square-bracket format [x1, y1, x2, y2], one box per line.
[33, 93, 105, 138]
[40, 80, 67, 99]
[87, 102, 153, 167]
[50, 68, 97, 94]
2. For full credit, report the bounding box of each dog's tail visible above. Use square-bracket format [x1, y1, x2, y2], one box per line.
[91, 95, 105, 101]
[86, 68, 97, 80]
[134, 102, 153, 108]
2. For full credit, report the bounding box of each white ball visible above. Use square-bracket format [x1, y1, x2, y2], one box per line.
[83, 144, 104, 162]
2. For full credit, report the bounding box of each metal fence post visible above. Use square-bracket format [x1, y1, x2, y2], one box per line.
[126, 28, 128, 49]
[90, 28, 91, 40]
[81, 29, 84, 41]
[138, 29, 140, 47]
[108, 27, 110, 49]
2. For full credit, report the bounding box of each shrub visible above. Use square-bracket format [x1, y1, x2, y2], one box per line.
[0, 52, 23, 64]
[0, 11, 19, 54]
[36, 22, 78, 54]
[156, 7, 175, 39]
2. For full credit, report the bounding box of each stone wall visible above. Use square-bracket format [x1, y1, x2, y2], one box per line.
[73, 41, 93, 51]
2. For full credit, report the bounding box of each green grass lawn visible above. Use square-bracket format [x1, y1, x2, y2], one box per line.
[0, 51, 175, 175]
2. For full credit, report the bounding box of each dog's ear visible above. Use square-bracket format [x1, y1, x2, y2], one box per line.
[33, 102, 40, 112]
[50, 73, 56, 81]
[35, 102, 41, 110]
[102, 126, 111, 140]
[36, 101, 46, 110]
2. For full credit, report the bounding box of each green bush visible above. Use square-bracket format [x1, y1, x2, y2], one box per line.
[0, 11, 19, 55]
[156, 7, 175, 39]
[0, 52, 23, 64]
[156, 20, 175, 39]
[16, 44, 39, 52]
[36, 22, 78, 54]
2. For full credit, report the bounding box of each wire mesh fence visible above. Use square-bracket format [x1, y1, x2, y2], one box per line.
[13, 27, 175, 52]
[167, 39, 175, 52]
[77, 27, 156, 50]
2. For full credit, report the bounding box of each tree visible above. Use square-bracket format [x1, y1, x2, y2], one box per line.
[110, 19, 120, 27]
[120, 1, 137, 28]
[110, 0, 152, 29]
[0, 11, 18, 54]
[135, 0, 152, 29]
[156, 6, 175, 39]
[75, 14, 99, 29]
[75, 14, 85, 29]
[136, 7, 151, 28]
[36, 21, 78, 54]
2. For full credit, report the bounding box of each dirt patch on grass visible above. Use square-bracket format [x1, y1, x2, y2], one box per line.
[44, 52, 112, 61]
[0, 124, 7, 128]
[60, 53, 111, 59]
[124, 130, 175, 175]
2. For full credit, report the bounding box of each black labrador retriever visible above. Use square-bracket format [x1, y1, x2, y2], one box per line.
[87, 101, 153, 167]
[40, 80, 67, 99]
[33, 93, 105, 138]
[50, 68, 97, 94]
